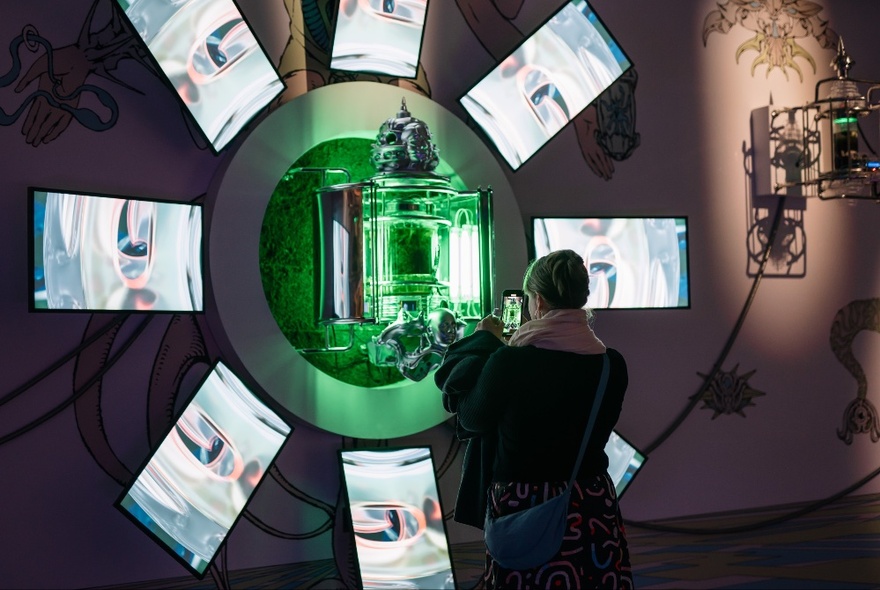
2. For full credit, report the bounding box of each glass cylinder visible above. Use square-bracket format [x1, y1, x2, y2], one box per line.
[366, 174, 454, 322]
[315, 184, 367, 324]
[828, 79, 862, 173]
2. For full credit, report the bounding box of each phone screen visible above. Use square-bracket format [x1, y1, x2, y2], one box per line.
[501, 290, 525, 336]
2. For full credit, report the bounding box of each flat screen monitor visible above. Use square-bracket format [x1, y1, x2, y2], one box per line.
[605, 430, 646, 498]
[30, 187, 203, 312]
[532, 216, 690, 310]
[114, 0, 285, 153]
[459, 0, 631, 170]
[116, 361, 293, 578]
[330, 0, 429, 78]
[339, 447, 456, 589]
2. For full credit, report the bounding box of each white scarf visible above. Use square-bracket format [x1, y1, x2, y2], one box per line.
[507, 308, 607, 354]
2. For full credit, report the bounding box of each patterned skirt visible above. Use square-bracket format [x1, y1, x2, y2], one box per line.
[482, 473, 633, 590]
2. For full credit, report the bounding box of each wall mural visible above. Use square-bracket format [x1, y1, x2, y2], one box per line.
[0, 0, 169, 147]
[19, 0, 843, 586]
[830, 298, 880, 444]
[22, 0, 874, 583]
[11, 0, 877, 585]
[64, 308, 367, 587]
[702, 0, 838, 81]
[694, 364, 766, 419]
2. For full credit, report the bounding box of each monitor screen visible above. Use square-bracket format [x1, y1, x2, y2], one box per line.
[459, 0, 631, 170]
[605, 430, 646, 498]
[114, 0, 284, 152]
[116, 361, 292, 578]
[532, 216, 690, 310]
[339, 447, 456, 589]
[330, 0, 429, 78]
[30, 188, 203, 312]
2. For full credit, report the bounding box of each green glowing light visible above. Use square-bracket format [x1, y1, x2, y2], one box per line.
[833, 116, 859, 125]
[260, 137, 398, 388]
[259, 137, 471, 388]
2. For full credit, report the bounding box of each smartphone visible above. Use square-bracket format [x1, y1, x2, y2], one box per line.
[500, 290, 525, 336]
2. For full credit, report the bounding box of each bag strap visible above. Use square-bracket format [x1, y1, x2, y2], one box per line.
[566, 353, 610, 489]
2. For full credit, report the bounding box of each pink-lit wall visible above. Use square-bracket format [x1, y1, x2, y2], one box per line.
[2, 1, 880, 588]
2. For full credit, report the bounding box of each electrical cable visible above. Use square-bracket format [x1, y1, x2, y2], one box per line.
[626, 461, 880, 535]
[270, 464, 335, 517]
[631, 195, 880, 535]
[209, 559, 230, 590]
[0, 314, 152, 446]
[858, 122, 877, 156]
[436, 428, 462, 479]
[0, 313, 127, 408]
[241, 508, 334, 540]
[643, 196, 788, 455]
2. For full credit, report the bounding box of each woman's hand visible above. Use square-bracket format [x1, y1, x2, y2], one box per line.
[476, 313, 505, 340]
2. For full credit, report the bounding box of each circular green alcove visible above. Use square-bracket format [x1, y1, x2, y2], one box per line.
[259, 136, 468, 388]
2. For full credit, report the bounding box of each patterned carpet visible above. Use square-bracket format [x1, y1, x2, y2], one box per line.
[94, 493, 880, 589]
[625, 492, 880, 589]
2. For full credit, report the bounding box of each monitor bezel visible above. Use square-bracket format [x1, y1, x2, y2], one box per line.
[457, 0, 633, 171]
[329, 0, 431, 79]
[111, 0, 285, 154]
[337, 445, 458, 589]
[113, 359, 293, 579]
[529, 214, 692, 311]
[606, 429, 647, 499]
[28, 186, 206, 314]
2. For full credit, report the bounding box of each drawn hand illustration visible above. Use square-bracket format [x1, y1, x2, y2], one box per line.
[574, 103, 614, 180]
[2, 0, 158, 147]
[15, 42, 92, 146]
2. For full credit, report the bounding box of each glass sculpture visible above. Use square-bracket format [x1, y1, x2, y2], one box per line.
[312, 99, 494, 381]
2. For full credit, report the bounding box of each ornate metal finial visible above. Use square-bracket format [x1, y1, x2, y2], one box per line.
[371, 97, 440, 173]
[832, 36, 854, 80]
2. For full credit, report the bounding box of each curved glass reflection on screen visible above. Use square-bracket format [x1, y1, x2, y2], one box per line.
[330, 0, 429, 78]
[460, 0, 631, 170]
[117, 362, 292, 576]
[340, 447, 455, 589]
[604, 430, 646, 497]
[32, 189, 203, 312]
[532, 216, 690, 310]
[116, 0, 284, 152]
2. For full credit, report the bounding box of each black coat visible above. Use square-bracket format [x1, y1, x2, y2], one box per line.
[435, 330, 628, 529]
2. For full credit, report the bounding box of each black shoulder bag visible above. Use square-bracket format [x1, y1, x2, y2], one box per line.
[483, 353, 610, 570]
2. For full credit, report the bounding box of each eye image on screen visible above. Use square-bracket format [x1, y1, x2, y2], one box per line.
[117, 361, 292, 577]
[330, 0, 429, 78]
[604, 430, 646, 498]
[533, 217, 690, 310]
[115, 0, 285, 152]
[460, 0, 631, 170]
[340, 447, 456, 589]
[31, 188, 203, 312]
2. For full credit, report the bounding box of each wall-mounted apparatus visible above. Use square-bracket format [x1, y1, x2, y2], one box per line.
[759, 38, 880, 201]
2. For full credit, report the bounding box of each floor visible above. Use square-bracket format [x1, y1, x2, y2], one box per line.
[625, 492, 880, 589]
[95, 493, 880, 589]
